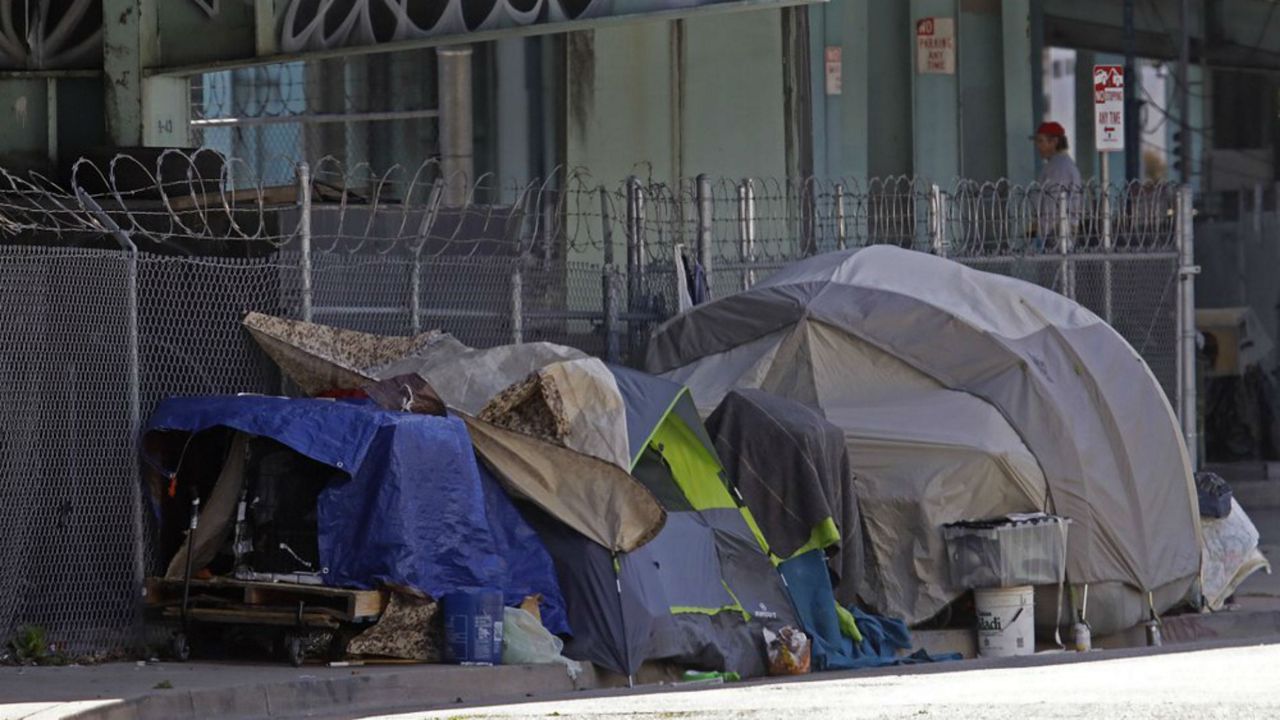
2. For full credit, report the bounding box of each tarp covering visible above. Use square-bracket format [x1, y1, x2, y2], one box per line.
[648, 246, 1201, 630]
[242, 311, 462, 396]
[463, 415, 665, 552]
[242, 313, 663, 554]
[706, 389, 867, 602]
[143, 395, 570, 635]
[242, 311, 585, 412]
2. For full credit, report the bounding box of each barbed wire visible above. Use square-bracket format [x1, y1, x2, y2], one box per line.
[0, 149, 1183, 263]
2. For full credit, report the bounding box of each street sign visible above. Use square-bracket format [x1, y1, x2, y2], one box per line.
[916, 17, 956, 75]
[825, 47, 843, 95]
[1094, 64, 1125, 152]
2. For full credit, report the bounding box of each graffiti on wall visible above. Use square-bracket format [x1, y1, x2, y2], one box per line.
[279, 0, 740, 53]
[0, 0, 101, 70]
[0, 0, 760, 69]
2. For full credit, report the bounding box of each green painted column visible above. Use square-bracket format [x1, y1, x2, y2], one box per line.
[868, 0, 913, 179]
[960, 0, 1008, 183]
[811, 0, 869, 182]
[1075, 50, 1098, 181]
[1002, 0, 1037, 184]
[910, 0, 960, 184]
[103, 0, 189, 148]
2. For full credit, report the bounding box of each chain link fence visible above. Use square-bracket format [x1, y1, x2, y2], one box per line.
[0, 151, 1192, 655]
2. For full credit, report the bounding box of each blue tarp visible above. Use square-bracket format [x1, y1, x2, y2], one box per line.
[143, 395, 570, 635]
[779, 550, 959, 670]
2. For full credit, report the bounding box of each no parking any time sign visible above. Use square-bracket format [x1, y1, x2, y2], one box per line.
[1094, 64, 1125, 152]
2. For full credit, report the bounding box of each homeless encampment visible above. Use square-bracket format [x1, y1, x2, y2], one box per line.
[142, 395, 572, 635]
[646, 245, 1202, 636]
[242, 315, 800, 678]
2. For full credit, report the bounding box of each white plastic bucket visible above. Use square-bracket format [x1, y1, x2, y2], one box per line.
[974, 585, 1035, 657]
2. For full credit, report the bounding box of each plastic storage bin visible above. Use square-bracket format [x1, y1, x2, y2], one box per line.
[942, 513, 1070, 589]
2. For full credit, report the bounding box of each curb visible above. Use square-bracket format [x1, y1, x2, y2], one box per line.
[46, 608, 1280, 720]
[58, 663, 594, 720]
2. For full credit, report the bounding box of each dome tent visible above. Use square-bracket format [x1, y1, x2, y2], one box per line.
[647, 245, 1201, 634]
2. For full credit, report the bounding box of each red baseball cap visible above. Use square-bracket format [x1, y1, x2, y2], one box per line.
[1033, 121, 1067, 138]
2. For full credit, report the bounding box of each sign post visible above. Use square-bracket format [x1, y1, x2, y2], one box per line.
[1094, 64, 1126, 184]
[1093, 64, 1124, 324]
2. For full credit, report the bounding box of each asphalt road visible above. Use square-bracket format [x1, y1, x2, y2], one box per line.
[355, 643, 1280, 720]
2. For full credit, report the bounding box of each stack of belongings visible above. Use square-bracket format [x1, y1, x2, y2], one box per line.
[239, 312, 802, 679]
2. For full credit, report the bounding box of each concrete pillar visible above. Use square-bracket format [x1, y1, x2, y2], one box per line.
[868, 0, 913, 179]
[960, 0, 1008, 183]
[495, 38, 534, 186]
[1075, 50, 1098, 181]
[812, 0, 869, 182]
[438, 45, 475, 206]
[103, 0, 189, 148]
[910, 0, 960, 183]
[1002, 0, 1037, 184]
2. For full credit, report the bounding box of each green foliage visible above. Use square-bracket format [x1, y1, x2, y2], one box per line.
[6, 624, 69, 666]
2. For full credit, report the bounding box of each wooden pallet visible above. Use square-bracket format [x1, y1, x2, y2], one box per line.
[146, 577, 386, 623]
[160, 606, 343, 629]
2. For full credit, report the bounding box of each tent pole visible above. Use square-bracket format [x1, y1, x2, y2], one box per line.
[612, 551, 634, 687]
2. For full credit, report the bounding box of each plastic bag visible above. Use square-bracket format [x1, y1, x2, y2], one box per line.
[763, 625, 811, 676]
[501, 607, 582, 679]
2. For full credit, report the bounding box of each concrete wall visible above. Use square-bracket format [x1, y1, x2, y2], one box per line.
[564, 11, 788, 186]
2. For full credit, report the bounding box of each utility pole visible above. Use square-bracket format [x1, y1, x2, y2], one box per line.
[1123, 0, 1140, 180]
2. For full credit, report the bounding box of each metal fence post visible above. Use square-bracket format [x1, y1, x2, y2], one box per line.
[76, 188, 144, 630]
[600, 186, 620, 362]
[696, 174, 713, 287]
[511, 258, 524, 345]
[801, 179, 818, 256]
[835, 182, 848, 251]
[929, 184, 947, 257]
[1177, 185, 1200, 469]
[1254, 183, 1264, 239]
[737, 179, 757, 291]
[1102, 183, 1114, 324]
[1057, 191, 1074, 300]
[625, 177, 646, 356]
[410, 179, 444, 335]
[297, 162, 314, 323]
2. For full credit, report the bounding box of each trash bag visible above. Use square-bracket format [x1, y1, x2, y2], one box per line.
[763, 625, 811, 676]
[501, 607, 582, 679]
[1195, 471, 1233, 519]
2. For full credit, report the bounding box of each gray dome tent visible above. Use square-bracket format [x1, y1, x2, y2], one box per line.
[647, 245, 1202, 634]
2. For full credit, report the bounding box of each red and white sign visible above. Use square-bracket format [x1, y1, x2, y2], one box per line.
[1094, 64, 1125, 152]
[825, 46, 842, 95]
[915, 17, 956, 75]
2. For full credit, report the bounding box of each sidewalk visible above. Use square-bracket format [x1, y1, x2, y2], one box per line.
[9, 500, 1277, 720]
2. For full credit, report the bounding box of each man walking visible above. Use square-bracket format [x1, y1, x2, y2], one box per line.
[1028, 121, 1083, 252]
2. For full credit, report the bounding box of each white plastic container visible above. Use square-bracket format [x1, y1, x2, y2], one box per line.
[975, 585, 1035, 657]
